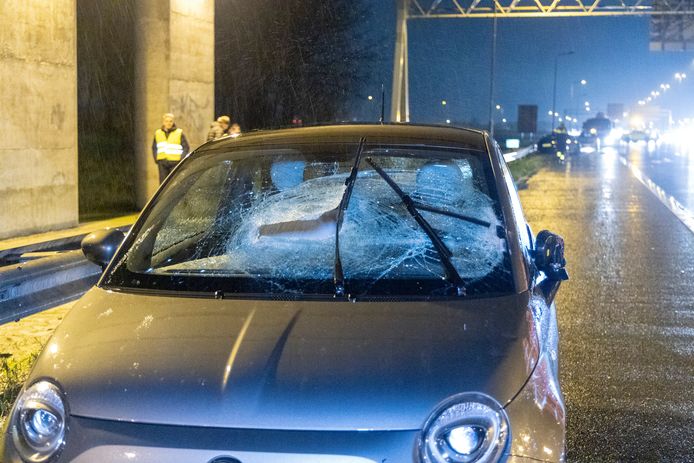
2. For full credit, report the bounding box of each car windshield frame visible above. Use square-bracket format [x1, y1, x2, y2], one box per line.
[102, 136, 516, 301]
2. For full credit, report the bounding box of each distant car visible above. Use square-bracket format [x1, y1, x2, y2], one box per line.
[2, 124, 569, 463]
[621, 130, 654, 143]
[580, 114, 612, 146]
[538, 132, 580, 156]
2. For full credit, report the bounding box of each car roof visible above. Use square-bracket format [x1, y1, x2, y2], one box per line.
[197, 123, 489, 154]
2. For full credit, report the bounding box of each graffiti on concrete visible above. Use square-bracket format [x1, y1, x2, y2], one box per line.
[170, 94, 211, 144]
[50, 104, 66, 130]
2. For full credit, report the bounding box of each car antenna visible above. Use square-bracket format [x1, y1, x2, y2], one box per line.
[379, 83, 386, 124]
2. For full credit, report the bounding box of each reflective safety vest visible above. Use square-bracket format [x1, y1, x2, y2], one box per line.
[155, 128, 184, 162]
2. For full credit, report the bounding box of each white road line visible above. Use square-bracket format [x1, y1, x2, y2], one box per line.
[619, 155, 694, 235]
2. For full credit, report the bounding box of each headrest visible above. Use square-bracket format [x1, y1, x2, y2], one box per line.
[271, 160, 305, 191]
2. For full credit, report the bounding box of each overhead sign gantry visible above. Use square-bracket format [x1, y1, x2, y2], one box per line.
[391, 0, 694, 122]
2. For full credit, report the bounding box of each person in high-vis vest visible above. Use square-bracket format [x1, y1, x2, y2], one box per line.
[151, 113, 190, 183]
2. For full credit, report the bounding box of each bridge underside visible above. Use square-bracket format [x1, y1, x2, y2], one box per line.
[0, 0, 213, 239]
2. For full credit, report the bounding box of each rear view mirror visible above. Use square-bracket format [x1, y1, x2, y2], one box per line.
[81, 228, 125, 269]
[534, 230, 568, 281]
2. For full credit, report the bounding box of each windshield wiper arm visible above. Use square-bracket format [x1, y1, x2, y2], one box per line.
[365, 157, 466, 296]
[412, 203, 491, 228]
[334, 137, 366, 297]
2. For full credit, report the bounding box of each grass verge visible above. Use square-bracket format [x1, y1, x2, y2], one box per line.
[0, 349, 41, 428]
[507, 153, 550, 189]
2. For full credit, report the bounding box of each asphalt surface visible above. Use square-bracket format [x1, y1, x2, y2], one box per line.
[624, 141, 694, 213]
[519, 149, 694, 462]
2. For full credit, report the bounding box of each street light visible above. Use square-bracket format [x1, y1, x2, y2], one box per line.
[492, 104, 505, 127]
[440, 100, 449, 124]
[552, 51, 574, 131]
[570, 79, 588, 119]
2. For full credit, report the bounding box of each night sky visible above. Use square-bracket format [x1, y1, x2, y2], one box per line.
[356, 2, 694, 131]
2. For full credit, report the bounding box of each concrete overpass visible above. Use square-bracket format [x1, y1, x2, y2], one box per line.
[0, 0, 214, 239]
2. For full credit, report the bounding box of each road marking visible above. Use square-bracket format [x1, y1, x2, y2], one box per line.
[619, 155, 694, 235]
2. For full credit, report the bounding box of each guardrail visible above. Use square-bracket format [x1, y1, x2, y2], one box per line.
[0, 222, 133, 326]
[503, 143, 536, 163]
[0, 224, 131, 264]
[0, 250, 101, 325]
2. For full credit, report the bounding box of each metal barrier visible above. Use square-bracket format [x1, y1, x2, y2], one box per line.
[0, 250, 101, 325]
[0, 221, 133, 325]
[503, 144, 536, 163]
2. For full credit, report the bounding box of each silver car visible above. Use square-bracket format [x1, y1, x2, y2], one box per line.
[2, 124, 568, 463]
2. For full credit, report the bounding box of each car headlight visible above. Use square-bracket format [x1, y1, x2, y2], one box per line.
[418, 392, 509, 463]
[10, 380, 68, 462]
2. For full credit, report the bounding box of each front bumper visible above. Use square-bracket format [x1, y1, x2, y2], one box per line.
[3, 415, 417, 463]
[3, 416, 561, 463]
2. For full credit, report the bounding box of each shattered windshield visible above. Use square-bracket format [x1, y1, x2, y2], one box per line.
[105, 142, 514, 298]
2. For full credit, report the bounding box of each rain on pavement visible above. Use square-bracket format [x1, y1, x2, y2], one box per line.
[520, 148, 694, 461]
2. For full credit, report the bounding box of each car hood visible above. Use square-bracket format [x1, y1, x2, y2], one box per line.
[31, 288, 536, 431]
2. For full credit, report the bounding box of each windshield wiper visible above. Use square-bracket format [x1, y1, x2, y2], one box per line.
[334, 137, 366, 297]
[365, 157, 468, 296]
[412, 203, 491, 228]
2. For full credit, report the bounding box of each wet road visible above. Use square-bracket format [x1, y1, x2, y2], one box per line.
[519, 150, 694, 461]
[625, 141, 694, 214]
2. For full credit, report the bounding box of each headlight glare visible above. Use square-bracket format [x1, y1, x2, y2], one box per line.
[418, 392, 509, 463]
[11, 381, 67, 462]
[447, 425, 486, 455]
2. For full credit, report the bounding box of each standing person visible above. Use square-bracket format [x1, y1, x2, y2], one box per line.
[152, 113, 189, 183]
[229, 123, 241, 138]
[207, 115, 231, 141]
[206, 119, 222, 142]
[218, 115, 230, 136]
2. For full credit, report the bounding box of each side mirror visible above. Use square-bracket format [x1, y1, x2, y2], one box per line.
[81, 228, 125, 269]
[534, 230, 568, 281]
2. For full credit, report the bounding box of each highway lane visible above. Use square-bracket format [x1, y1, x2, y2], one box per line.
[623, 140, 694, 215]
[519, 150, 694, 461]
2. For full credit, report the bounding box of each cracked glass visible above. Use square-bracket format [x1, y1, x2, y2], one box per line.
[105, 142, 514, 298]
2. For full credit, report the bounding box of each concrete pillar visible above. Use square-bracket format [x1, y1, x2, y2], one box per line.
[134, 0, 214, 207]
[0, 0, 78, 239]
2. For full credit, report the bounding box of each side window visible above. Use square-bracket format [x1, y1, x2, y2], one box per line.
[498, 148, 533, 253]
[151, 161, 230, 260]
